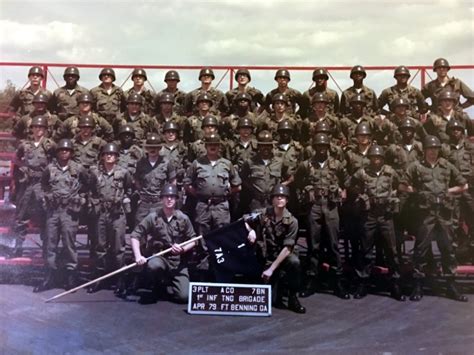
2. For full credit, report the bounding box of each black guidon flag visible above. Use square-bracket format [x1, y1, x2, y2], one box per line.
[204, 216, 261, 282]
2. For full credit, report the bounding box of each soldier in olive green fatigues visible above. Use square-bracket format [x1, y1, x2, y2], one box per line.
[349, 145, 405, 301]
[131, 184, 197, 303]
[301, 68, 340, 117]
[422, 58, 474, 111]
[405, 135, 468, 302]
[87, 143, 133, 294]
[90, 68, 124, 124]
[9, 66, 52, 118]
[378, 66, 426, 116]
[34, 139, 89, 292]
[226, 69, 264, 114]
[122, 68, 155, 115]
[184, 68, 229, 116]
[240, 130, 292, 213]
[294, 133, 349, 299]
[57, 93, 113, 142]
[246, 184, 305, 313]
[13, 116, 56, 256]
[263, 69, 304, 116]
[158, 70, 187, 116]
[340, 66, 378, 116]
[184, 133, 241, 236]
[51, 67, 90, 120]
[13, 93, 61, 141]
[134, 134, 177, 224]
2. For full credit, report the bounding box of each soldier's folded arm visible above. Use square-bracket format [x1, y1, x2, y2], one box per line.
[262, 246, 292, 282]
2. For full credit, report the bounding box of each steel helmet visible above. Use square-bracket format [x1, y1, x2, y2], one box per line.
[28, 66, 44, 77]
[312, 133, 331, 146]
[127, 93, 144, 105]
[257, 130, 275, 145]
[355, 122, 372, 135]
[32, 93, 49, 104]
[78, 116, 96, 128]
[350, 65, 366, 79]
[394, 65, 411, 77]
[164, 70, 180, 82]
[277, 120, 294, 132]
[30, 115, 48, 127]
[77, 93, 94, 104]
[423, 135, 442, 149]
[131, 68, 147, 80]
[237, 117, 254, 129]
[63, 67, 80, 78]
[157, 92, 175, 104]
[101, 143, 120, 155]
[271, 184, 290, 198]
[311, 92, 329, 104]
[161, 183, 179, 197]
[163, 121, 180, 132]
[57, 139, 74, 151]
[274, 69, 291, 80]
[433, 58, 450, 71]
[199, 68, 215, 80]
[99, 68, 116, 81]
[367, 144, 385, 158]
[235, 68, 251, 81]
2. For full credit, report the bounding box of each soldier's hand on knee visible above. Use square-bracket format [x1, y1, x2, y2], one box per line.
[247, 230, 256, 244]
[262, 268, 273, 283]
[135, 255, 147, 265]
[171, 243, 184, 255]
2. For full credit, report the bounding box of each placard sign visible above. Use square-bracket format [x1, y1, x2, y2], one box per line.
[188, 282, 272, 317]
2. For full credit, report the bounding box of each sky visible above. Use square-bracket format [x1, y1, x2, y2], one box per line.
[0, 0, 473, 104]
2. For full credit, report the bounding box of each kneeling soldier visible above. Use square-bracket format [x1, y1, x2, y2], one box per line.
[246, 184, 306, 314]
[130, 184, 197, 303]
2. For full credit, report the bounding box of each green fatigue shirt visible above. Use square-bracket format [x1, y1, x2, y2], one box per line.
[378, 84, 426, 115]
[351, 164, 400, 200]
[184, 87, 229, 116]
[116, 143, 144, 176]
[340, 114, 374, 142]
[299, 113, 343, 146]
[263, 87, 304, 116]
[301, 87, 340, 117]
[13, 110, 61, 141]
[89, 164, 133, 213]
[15, 137, 56, 183]
[442, 139, 474, 185]
[9, 87, 52, 117]
[113, 112, 157, 142]
[184, 156, 241, 199]
[158, 88, 187, 116]
[274, 140, 304, 170]
[72, 136, 106, 169]
[130, 208, 196, 267]
[123, 87, 156, 116]
[183, 113, 221, 143]
[345, 145, 371, 175]
[404, 157, 467, 210]
[90, 84, 124, 123]
[424, 110, 473, 144]
[51, 85, 90, 120]
[302, 143, 345, 164]
[255, 112, 299, 141]
[226, 86, 264, 114]
[160, 142, 189, 183]
[385, 141, 424, 177]
[340, 85, 378, 116]
[294, 155, 347, 204]
[387, 113, 427, 143]
[239, 155, 290, 201]
[422, 77, 474, 111]
[41, 159, 89, 207]
[154, 113, 185, 136]
[57, 112, 114, 141]
[220, 112, 257, 140]
[135, 155, 177, 200]
[225, 138, 258, 170]
[253, 207, 298, 260]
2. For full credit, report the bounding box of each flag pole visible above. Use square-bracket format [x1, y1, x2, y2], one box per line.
[45, 235, 203, 303]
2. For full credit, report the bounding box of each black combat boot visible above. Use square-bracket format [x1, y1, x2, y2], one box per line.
[87, 271, 106, 294]
[273, 291, 287, 309]
[33, 270, 56, 293]
[287, 292, 306, 314]
[300, 277, 317, 298]
[114, 275, 127, 298]
[409, 279, 423, 301]
[446, 278, 468, 302]
[65, 270, 78, 291]
[390, 280, 406, 301]
[12, 238, 24, 258]
[334, 277, 350, 300]
[353, 280, 368, 299]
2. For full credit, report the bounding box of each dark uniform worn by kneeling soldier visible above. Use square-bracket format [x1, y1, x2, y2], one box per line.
[405, 135, 469, 302]
[87, 143, 133, 294]
[35, 139, 89, 292]
[247, 184, 305, 314]
[350, 145, 405, 301]
[131, 184, 197, 303]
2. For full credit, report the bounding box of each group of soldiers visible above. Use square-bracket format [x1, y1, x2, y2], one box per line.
[6, 58, 474, 313]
